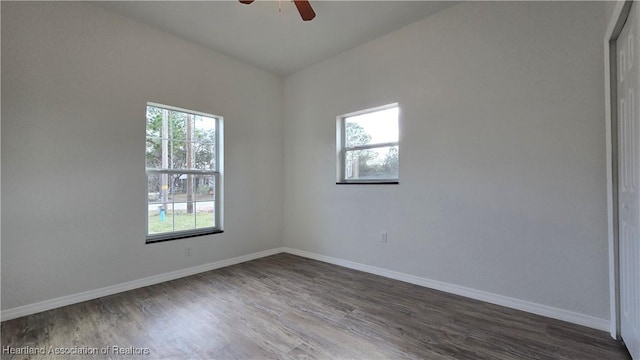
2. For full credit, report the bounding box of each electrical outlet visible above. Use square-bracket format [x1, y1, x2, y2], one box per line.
[381, 232, 388, 244]
[185, 248, 192, 257]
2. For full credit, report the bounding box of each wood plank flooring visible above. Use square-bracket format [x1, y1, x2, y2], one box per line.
[1, 253, 631, 359]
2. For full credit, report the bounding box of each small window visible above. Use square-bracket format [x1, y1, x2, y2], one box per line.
[337, 104, 399, 183]
[146, 103, 223, 243]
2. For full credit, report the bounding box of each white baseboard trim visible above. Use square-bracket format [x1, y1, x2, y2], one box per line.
[282, 247, 610, 332]
[1, 247, 285, 322]
[3, 246, 610, 333]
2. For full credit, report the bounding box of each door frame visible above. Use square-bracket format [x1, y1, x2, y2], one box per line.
[605, 0, 634, 340]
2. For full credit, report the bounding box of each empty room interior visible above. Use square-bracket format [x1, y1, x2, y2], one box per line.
[2, 0, 639, 359]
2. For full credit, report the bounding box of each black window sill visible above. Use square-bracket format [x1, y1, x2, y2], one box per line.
[336, 181, 399, 185]
[146, 229, 224, 244]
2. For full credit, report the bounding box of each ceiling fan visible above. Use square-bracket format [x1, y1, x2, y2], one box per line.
[239, 0, 316, 22]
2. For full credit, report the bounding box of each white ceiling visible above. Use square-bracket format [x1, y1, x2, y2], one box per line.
[97, 1, 457, 75]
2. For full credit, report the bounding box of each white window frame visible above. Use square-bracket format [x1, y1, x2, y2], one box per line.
[336, 103, 400, 184]
[145, 102, 224, 243]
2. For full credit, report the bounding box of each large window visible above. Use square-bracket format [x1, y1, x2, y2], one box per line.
[146, 103, 223, 243]
[337, 103, 399, 183]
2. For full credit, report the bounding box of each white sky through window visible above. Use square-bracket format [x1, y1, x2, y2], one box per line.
[194, 115, 216, 132]
[345, 107, 398, 145]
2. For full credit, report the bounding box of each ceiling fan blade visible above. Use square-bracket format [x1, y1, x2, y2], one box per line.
[239, 0, 255, 4]
[293, 0, 316, 21]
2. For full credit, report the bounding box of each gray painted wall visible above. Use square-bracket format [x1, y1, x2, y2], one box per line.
[283, 1, 612, 319]
[1, 2, 284, 310]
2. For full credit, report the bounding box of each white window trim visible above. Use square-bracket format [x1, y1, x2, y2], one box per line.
[336, 103, 400, 184]
[145, 103, 224, 243]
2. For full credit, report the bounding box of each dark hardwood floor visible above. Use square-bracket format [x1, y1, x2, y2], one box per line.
[1, 253, 631, 360]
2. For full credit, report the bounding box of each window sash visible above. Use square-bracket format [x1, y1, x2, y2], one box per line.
[146, 103, 220, 172]
[146, 170, 222, 243]
[341, 145, 399, 182]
